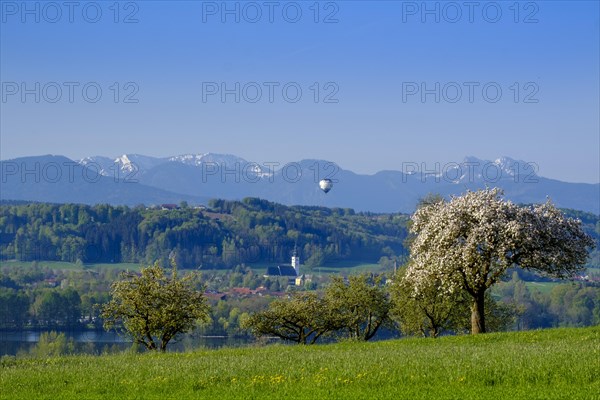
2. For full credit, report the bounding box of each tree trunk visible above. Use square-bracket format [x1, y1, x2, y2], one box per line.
[471, 292, 486, 334]
[160, 335, 171, 352]
[299, 328, 306, 345]
[145, 340, 156, 351]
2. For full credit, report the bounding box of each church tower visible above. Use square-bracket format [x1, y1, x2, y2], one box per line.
[291, 247, 300, 276]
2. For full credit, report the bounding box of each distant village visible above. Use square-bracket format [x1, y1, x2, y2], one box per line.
[205, 249, 312, 301]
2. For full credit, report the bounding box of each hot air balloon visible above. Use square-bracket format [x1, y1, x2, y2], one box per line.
[319, 178, 333, 193]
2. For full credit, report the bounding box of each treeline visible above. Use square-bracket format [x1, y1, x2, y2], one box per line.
[1, 262, 598, 337]
[495, 273, 600, 329]
[0, 264, 114, 330]
[0, 261, 313, 332]
[0, 199, 409, 269]
[243, 272, 600, 343]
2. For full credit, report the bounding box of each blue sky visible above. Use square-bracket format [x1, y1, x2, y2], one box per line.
[1, 1, 598, 183]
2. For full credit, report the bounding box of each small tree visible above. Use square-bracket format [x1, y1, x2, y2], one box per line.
[407, 188, 594, 334]
[101, 263, 210, 351]
[391, 267, 516, 337]
[325, 274, 392, 341]
[242, 293, 338, 344]
[30, 331, 75, 357]
[390, 266, 469, 338]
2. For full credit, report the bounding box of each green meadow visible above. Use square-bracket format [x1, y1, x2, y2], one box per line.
[0, 260, 142, 272]
[1, 327, 598, 400]
[247, 260, 384, 276]
[523, 281, 561, 294]
[1, 260, 384, 276]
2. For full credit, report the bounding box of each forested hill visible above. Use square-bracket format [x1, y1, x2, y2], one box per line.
[1, 199, 598, 270]
[0, 199, 410, 269]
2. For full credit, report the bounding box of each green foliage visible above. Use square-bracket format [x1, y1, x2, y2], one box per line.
[29, 331, 75, 358]
[494, 274, 600, 329]
[449, 292, 518, 334]
[101, 263, 210, 351]
[31, 288, 81, 328]
[0, 199, 598, 339]
[391, 267, 516, 337]
[390, 266, 469, 338]
[1, 327, 598, 399]
[1, 258, 598, 336]
[0, 288, 29, 328]
[325, 274, 392, 341]
[197, 296, 270, 337]
[245, 273, 393, 343]
[0, 201, 409, 268]
[481, 295, 518, 333]
[242, 293, 338, 344]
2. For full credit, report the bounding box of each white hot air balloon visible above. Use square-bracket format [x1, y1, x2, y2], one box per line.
[319, 178, 333, 194]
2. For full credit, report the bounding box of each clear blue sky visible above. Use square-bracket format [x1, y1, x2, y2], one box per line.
[1, 1, 598, 183]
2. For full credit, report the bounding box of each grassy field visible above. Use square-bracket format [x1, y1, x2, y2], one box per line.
[1, 327, 598, 400]
[1, 259, 384, 276]
[0, 260, 142, 272]
[246, 260, 384, 276]
[317, 260, 385, 275]
[524, 281, 561, 294]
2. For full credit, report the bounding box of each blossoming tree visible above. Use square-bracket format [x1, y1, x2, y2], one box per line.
[407, 188, 594, 334]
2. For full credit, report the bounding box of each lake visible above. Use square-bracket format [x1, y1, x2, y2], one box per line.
[0, 330, 264, 356]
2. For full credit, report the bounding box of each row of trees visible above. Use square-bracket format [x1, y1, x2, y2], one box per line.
[0, 260, 312, 332]
[495, 273, 600, 329]
[100, 266, 397, 349]
[2, 268, 597, 339]
[101, 241, 595, 351]
[105, 263, 593, 351]
[199, 276, 600, 338]
[242, 272, 521, 344]
[244, 274, 392, 344]
[0, 263, 114, 330]
[0, 287, 86, 329]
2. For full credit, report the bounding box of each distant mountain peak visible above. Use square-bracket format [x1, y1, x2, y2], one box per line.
[168, 154, 205, 166]
[462, 155, 484, 164]
[493, 156, 538, 177]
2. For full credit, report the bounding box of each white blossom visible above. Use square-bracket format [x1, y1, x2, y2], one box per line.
[406, 188, 594, 324]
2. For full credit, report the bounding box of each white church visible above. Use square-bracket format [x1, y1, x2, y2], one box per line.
[264, 248, 311, 287]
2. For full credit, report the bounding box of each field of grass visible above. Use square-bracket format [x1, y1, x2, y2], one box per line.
[0, 260, 141, 272]
[1, 259, 387, 276]
[1, 327, 598, 399]
[246, 260, 385, 276]
[524, 281, 561, 294]
[317, 260, 384, 275]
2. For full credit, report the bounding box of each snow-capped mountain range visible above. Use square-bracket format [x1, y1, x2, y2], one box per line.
[1, 154, 598, 214]
[79, 153, 272, 178]
[78, 153, 541, 183]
